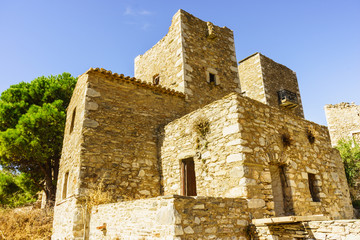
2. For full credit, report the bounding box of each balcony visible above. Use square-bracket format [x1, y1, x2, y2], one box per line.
[278, 89, 299, 109]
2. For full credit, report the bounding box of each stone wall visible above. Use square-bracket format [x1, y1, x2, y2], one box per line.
[180, 10, 241, 111]
[135, 9, 241, 111]
[238, 53, 304, 118]
[238, 53, 266, 103]
[253, 219, 360, 240]
[53, 68, 187, 239]
[89, 195, 250, 239]
[78, 69, 186, 200]
[52, 73, 88, 239]
[161, 93, 353, 220]
[135, 10, 184, 93]
[325, 102, 360, 146]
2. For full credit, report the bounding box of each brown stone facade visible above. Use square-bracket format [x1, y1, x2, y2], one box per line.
[52, 9, 355, 240]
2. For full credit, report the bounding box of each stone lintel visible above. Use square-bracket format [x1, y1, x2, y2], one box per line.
[252, 215, 330, 226]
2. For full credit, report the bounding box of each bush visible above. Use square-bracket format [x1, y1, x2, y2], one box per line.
[335, 138, 360, 187]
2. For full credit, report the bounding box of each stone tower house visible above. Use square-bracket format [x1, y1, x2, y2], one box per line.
[325, 102, 360, 146]
[52, 10, 353, 240]
[238, 53, 304, 117]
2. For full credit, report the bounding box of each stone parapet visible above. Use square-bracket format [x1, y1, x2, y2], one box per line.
[89, 195, 250, 239]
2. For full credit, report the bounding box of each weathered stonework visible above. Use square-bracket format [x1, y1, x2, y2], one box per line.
[253, 219, 360, 240]
[52, 9, 355, 240]
[135, 10, 241, 111]
[325, 102, 360, 205]
[238, 53, 304, 118]
[161, 93, 352, 220]
[89, 195, 249, 239]
[325, 102, 360, 146]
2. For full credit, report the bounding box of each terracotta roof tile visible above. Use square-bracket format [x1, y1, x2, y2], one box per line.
[85, 68, 185, 97]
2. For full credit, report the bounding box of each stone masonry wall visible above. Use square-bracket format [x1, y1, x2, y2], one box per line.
[79, 69, 186, 201]
[52, 73, 88, 239]
[260, 53, 304, 117]
[238, 53, 266, 104]
[53, 68, 187, 239]
[161, 94, 243, 198]
[135, 9, 241, 111]
[135, 10, 184, 93]
[238, 53, 304, 118]
[234, 93, 351, 219]
[89, 195, 250, 240]
[253, 219, 360, 240]
[161, 93, 352, 220]
[325, 102, 360, 146]
[180, 10, 241, 111]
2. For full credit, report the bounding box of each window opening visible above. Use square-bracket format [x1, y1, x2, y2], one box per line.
[153, 74, 160, 85]
[181, 158, 197, 196]
[70, 107, 76, 134]
[62, 171, 69, 199]
[209, 73, 216, 84]
[308, 173, 320, 202]
[270, 165, 294, 216]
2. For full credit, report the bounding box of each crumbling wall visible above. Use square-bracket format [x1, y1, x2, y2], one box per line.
[134, 10, 184, 93]
[325, 102, 360, 145]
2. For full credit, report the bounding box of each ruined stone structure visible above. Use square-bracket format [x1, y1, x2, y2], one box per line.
[325, 102, 360, 146]
[52, 10, 357, 240]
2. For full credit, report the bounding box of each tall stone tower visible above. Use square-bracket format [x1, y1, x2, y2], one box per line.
[238, 53, 304, 118]
[135, 9, 241, 111]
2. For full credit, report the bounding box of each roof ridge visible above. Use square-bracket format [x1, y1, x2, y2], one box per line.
[85, 68, 185, 97]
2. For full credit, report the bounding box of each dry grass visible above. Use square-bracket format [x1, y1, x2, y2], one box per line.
[86, 182, 116, 213]
[0, 207, 53, 240]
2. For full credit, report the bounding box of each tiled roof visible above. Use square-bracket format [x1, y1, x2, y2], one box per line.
[85, 68, 185, 97]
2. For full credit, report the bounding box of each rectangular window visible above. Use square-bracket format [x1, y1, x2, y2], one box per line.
[70, 107, 76, 134]
[62, 172, 69, 199]
[181, 158, 197, 196]
[308, 173, 320, 202]
[209, 73, 216, 84]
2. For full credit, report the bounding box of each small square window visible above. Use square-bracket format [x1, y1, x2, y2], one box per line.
[153, 74, 160, 85]
[209, 73, 216, 84]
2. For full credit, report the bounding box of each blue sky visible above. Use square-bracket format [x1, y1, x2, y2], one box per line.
[0, 0, 359, 125]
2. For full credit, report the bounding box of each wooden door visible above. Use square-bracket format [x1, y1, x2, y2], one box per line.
[181, 158, 197, 196]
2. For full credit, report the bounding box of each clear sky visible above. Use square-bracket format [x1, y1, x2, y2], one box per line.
[0, 0, 359, 125]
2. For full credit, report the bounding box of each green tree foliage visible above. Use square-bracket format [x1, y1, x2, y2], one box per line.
[336, 138, 360, 187]
[0, 73, 77, 206]
[0, 170, 38, 207]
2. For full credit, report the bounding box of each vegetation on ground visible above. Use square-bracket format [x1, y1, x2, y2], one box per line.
[0, 73, 77, 207]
